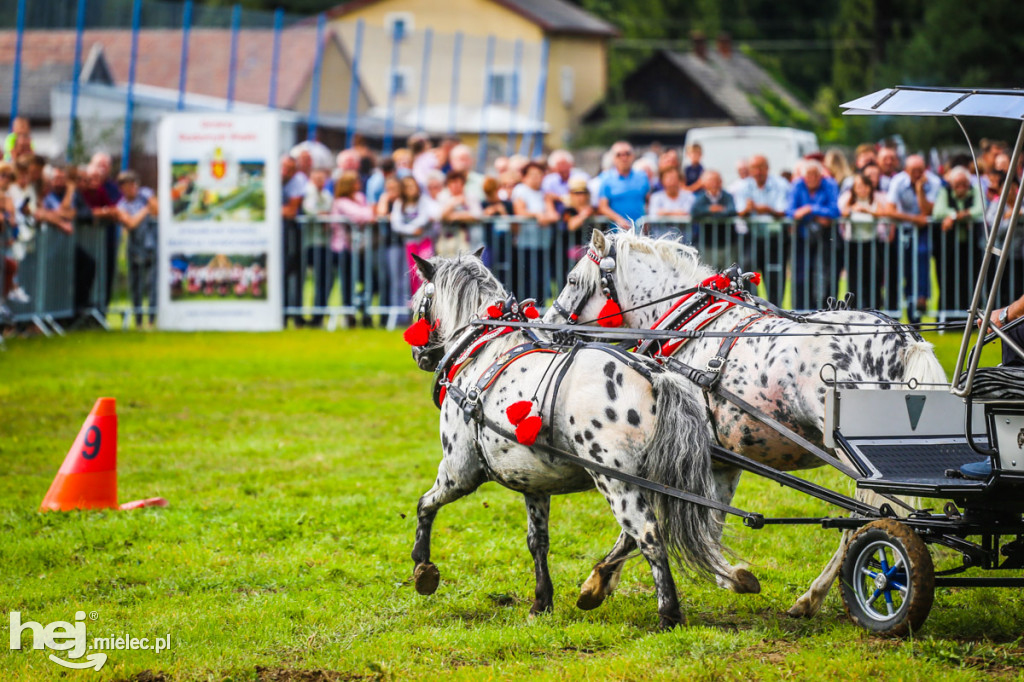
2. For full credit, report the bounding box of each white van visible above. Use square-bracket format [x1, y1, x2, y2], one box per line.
[683, 126, 819, 185]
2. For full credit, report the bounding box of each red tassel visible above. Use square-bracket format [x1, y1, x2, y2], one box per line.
[515, 416, 543, 446]
[403, 318, 433, 346]
[522, 303, 539, 319]
[506, 400, 533, 426]
[487, 305, 503, 319]
[750, 272, 762, 286]
[598, 298, 623, 327]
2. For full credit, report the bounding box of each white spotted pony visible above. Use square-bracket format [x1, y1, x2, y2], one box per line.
[405, 251, 748, 629]
[545, 229, 948, 617]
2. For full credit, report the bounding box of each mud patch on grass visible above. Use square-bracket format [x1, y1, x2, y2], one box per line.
[115, 671, 169, 682]
[255, 666, 382, 681]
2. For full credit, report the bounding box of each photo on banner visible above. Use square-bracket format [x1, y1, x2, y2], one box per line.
[157, 114, 282, 331]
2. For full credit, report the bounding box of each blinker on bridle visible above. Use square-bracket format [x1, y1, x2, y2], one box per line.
[552, 245, 623, 328]
[404, 281, 438, 347]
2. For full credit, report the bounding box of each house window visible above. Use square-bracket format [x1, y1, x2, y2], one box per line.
[560, 66, 575, 108]
[390, 68, 411, 97]
[488, 72, 518, 105]
[386, 12, 413, 41]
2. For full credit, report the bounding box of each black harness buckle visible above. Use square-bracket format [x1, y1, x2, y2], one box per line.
[706, 356, 726, 373]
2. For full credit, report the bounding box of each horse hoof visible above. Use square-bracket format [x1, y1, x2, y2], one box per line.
[786, 601, 815, 619]
[733, 568, 761, 595]
[414, 562, 440, 595]
[576, 590, 606, 611]
[658, 612, 686, 630]
[529, 600, 553, 616]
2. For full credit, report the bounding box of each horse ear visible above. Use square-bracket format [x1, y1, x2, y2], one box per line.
[411, 253, 435, 281]
[590, 228, 607, 256]
[471, 245, 485, 260]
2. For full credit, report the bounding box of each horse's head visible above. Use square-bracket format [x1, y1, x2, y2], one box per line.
[545, 228, 711, 330]
[545, 229, 616, 328]
[408, 248, 503, 372]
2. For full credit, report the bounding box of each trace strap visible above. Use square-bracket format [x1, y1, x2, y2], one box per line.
[472, 407, 767, 529]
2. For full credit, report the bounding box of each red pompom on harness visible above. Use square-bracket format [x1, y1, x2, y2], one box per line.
[506, 400, 533, 426]
[506, 399, 542, 445]
[403, 318, 438, 347]
[598, 299, 623, 327]
[522, 302, 540, 319]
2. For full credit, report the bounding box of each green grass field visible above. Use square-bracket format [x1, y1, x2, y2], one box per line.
[2, 329, 1022, 681]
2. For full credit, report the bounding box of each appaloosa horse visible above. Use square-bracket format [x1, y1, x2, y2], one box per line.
[405, 251, 745, 628]
[545, 229, 948, 617]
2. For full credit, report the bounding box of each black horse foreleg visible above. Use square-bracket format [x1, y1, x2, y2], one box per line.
[412, 457, 485, 595]
[524, 493, 553, 614]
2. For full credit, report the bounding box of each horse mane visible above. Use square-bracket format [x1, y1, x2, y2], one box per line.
[413, 254, 509, 343]
[612, 230, 715, 293]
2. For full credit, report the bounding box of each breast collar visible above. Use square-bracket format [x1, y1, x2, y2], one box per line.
[431, 296, 552, 409]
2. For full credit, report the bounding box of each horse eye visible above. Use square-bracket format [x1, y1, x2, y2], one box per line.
[567, 275, 578, 287]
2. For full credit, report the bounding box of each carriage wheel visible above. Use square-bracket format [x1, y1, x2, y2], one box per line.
[839, 519, 934, 637]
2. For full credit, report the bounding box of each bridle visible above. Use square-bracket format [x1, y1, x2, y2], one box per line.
[406, 281, 444, 356]
[551, 241, 622, 327]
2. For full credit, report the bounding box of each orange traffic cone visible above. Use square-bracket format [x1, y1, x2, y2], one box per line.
[40, 398, 168, 512]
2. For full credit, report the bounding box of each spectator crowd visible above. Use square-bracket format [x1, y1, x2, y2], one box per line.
[2, 117, 158, 331]
[4, 112, 1021, 333]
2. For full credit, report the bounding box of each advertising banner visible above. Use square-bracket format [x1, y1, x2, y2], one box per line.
[157, 114, 282, 331]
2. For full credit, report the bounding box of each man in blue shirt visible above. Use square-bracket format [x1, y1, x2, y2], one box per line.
[886, 154, 941, 324]
[597, 141, 649, 230]
[735, 155, 791, 302]
[787, 160, 840, 310]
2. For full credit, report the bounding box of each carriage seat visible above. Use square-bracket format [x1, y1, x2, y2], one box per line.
[957, 366, 1024, 480]
[965, 366, 1024, 401]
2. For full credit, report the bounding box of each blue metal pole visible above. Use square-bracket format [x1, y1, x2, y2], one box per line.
[307, 13, 326, 141]
[520, 38, 548, 158]
[344, 18, 364, 149]
[447, 31, 463, 137]
[67, 0, 87, 160]
[226, 4, 241, 111]
[121, 0, 142, 171]
[506, 38, 522, 156]
[382, 22, 401, 153]
[382, 21, 401, 154]
[476, 35, 495, 172]
[532, 39, 550, 157]
[267, 8, 283, 108]
[176, 0, 193, 111]
[415, 28, 433, 132]
[9, 0, 26, 129]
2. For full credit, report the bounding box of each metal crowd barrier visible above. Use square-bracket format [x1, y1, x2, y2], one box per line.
[2, 218, 133, 335]
[288, 215, 617, 329]
[637, 216, 1013, 321]
[3, 215, 1014, 336]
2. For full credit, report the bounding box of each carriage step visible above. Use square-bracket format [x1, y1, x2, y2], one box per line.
[835, 435, 992, 498]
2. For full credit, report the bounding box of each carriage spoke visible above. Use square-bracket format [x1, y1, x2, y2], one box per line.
[885, 555, 904, 577]
[876, 549, 891, 573]
[861, 567, 879, 578]
[883, 587, 895, 612]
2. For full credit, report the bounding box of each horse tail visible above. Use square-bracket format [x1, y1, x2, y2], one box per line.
[901, 340, 947, 386]
[643, 370, 729, 580]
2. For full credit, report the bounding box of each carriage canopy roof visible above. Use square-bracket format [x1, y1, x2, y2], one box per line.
[841, 86, 1024, 120]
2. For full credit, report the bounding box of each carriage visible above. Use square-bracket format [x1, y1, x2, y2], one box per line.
[406, 86, 1024, 636]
